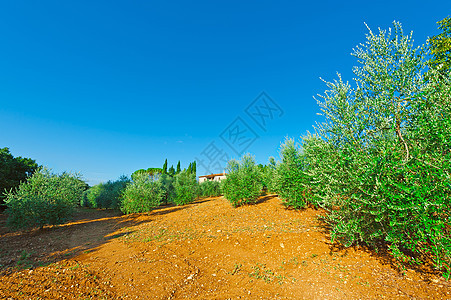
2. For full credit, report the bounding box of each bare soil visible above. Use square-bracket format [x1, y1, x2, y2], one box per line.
[1, 195, 450, 299]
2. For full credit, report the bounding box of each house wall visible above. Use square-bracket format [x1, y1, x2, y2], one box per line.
[213, 175, 226, 182]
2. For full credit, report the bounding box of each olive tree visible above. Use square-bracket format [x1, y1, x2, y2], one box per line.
[304, 22, 451, 276]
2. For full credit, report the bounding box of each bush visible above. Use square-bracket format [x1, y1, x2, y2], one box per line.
[121, 173, 163, 214]
[0, 148, 39, 206]
[83, 176, 130, 209]
[274, 138, 309, 209]
[305, 22, 451, 276]
[173, 170, 198, 205]
[159, 173, 176, 205]
[199, 180, 222, 197]
[222, 154, 262, 207]
[5, 168, 85, 229]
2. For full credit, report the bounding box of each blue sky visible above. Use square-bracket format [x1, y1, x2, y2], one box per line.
[0, 1, 448, 184]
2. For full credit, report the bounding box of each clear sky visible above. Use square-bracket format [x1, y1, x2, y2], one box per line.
[0, 1, 448, 185]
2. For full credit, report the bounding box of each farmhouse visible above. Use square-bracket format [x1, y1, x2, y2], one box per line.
[198, 172, 227, 183]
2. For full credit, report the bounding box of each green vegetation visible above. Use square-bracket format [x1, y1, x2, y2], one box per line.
[173, 170, 198, 205]
[5, 168, 85, 229]
[222, 154, 262, 207]
[273, 139, 309, 209]
[176, 161, 181, 174]
[120, 172, 164, 214]
[159, 173, 176, 205]
[0, 147, 39, 206]
[199, 180, 222, 197]
[168, 165, 175, 176]
[429, 16, 451, 74]
[131, 168, 163, 179]
[83, 176, 130, 209]
[162, 159, 168, 174]
[291, 22, 451, 277]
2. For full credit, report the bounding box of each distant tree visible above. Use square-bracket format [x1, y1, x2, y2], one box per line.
[147, 167, 163, 176]
[176, 161, 181, 174]
[162, 159, 168, 174]
[187, 162, 192, 174]
[0, 148, 39, 205]
[429, 16, 451, 74]
[168, 165, 175, 176]
[132, 168, 163, 180]
[83, 175, 130, 209]
[131, 169, 147, 180]
[192, 161, 197, 176]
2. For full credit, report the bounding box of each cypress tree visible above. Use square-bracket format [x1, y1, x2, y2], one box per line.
[176, 161, 181, 174]
[169, 165, 175, 176]
[163, 159, 168, 174]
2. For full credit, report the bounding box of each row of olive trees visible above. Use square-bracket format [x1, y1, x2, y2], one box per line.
[221, 19, 451, 277]
[90, 170, 200, 214]
[3, 163, 223, 229]
[258, 21, 451, 277]
[220, 150, 308, 208]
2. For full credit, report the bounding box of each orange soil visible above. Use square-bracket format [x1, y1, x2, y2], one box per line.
[0, 195, 450, 299]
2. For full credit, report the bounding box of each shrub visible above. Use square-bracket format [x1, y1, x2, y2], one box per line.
[158, 173, 176, 205]
[121, 173, 163, 214]
[83, 176, 130, 209]
[5, 168, 85, 229]
[199, 180, 222, 197]
[0, 148, 39, 206]
[173, 170, 198, 205]
[305, 22, 451, 276]
[274, 138, 309, 209]
[222, 154, 262, 207]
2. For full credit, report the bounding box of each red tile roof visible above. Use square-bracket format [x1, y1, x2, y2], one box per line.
[198, 173, 227, 179]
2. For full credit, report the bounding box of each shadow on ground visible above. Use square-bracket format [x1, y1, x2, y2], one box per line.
[0, 201, 195, 274]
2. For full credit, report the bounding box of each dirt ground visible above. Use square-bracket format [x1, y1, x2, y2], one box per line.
[1, 195, 450, 299]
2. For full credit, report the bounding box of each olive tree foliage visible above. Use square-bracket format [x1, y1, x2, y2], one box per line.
[273, 138, 310, 209]
[159, 173, 176, 205]
[303, 22, 451, 276]
[222, 154, 262, 207]
[199, 180, 222, 197]
[261, 157, 277, 194]
[5, 168, 85, 229]
[83, 176, 130, 209]
[429, 16, 451, 74]
[173, 170, 198, 205]
[121, 172, 164, 214]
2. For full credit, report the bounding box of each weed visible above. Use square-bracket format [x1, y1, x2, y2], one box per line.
[16, 250, 33, 269]
[230, 263, 242, 275]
